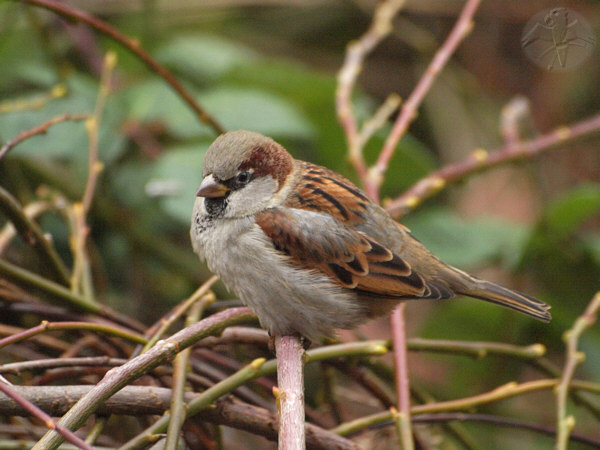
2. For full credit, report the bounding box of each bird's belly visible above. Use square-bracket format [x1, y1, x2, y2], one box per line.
[200, 218, 365, 340]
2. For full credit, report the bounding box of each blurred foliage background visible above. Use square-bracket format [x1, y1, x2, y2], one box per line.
[0, 0, 599, 448]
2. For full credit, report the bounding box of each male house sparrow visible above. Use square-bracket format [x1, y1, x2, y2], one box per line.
[191, 130, 551, 340]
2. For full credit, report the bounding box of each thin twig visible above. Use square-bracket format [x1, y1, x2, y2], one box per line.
[0, 200, 51, 253]
[274, 335, 306, 450]
[336, 0, 407, 189]
[556, 292, 600, 450]
[0, 187, 70, 285]
[385, 112, 600, 217]
[411, 413, 600, 448]
[407, 338, 546, 360]
[0, 356, 126, 374]
[15, 0, 224, 135]
[165, 298, 208, 450]
[0, 323, 70, 352]
[370, 0, 482, 200]
[32, 307, 256, 450]
[0, 113, 88, 161]
[120, 358, 267, 450]
[333, 378, 559, 436]
[0, 83, 66, 114]
[141, 276, 218, 353]
[0, 386, 357, 450]
[0, 320, 146, 351]
[0, 381, 93, 450]
[70, 52, 115, 299]
[0, 257, 141, 330]
[84, 417, 106, 446]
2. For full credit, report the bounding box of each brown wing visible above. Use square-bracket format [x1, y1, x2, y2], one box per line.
[256, 207, 443, 299]
[284, 162, 371, 225]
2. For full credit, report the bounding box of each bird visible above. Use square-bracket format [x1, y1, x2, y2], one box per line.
[191, 130, 551, 341]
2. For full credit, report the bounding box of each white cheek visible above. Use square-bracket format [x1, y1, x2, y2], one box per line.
[224, 177, 278, 218]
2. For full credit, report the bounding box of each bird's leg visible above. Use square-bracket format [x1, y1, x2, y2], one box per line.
[269, 332, 311, 354]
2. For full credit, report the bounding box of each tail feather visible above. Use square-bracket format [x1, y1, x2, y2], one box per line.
[459, 280, 551, 323]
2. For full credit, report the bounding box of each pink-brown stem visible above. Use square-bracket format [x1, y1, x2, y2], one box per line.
[275, 334, 306, 450]
[385, 112, 600, 218]
[0, 114, 88, 161]
[391, 303, 413, 448]
[0, 380, 93, 449]
[368, 0, 482, 200]
[336, 0, 407, 194]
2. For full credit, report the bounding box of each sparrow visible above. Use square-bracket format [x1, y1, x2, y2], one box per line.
[191, 130, 551, 340]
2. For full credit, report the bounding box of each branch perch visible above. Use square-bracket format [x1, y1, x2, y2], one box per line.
[274, 334, 306, 450]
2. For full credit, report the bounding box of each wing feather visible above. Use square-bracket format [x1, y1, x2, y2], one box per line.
[256, 207, 442, 299]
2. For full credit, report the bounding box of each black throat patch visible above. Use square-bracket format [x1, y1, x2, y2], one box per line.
[204, 197, 228, 218]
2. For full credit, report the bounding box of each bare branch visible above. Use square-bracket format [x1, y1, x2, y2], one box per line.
[385, 112, 600, 217]
[0, 382, 93, 450]
[336, 0, 407, 193]
[370, 0, 482, 199]
[0, 114, 87, 162]
[556, 292, 600, 450]
[0, 187, 70, 285]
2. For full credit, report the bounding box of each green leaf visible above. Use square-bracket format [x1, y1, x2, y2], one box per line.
[583, 233, 600, 265]
[403, 207, 528, 268]
[200, 87, 315, 139]
[150, 144, 210, 224]
[154, 34, 257, 82]
[517, 184, 600, 305]
[221, 60, 346, 168]
[110, 161, 156, 209]
[0, 17, 57, 90]
[123, 79, 211, 139]
[542, 183, 600, 239]
[376, 132, 437, 196]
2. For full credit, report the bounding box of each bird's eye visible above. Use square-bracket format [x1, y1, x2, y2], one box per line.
[236, 171, 251, 184]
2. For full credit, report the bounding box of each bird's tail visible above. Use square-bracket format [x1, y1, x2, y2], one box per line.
[458, 279, 551, 322]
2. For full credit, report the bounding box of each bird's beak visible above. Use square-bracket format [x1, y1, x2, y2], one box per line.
[196, 174, 230, 198]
